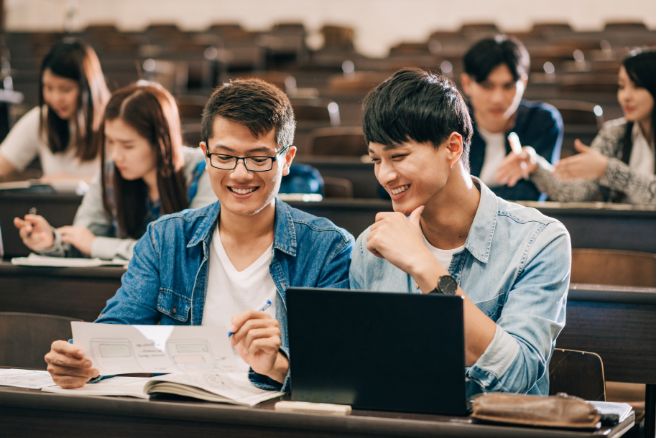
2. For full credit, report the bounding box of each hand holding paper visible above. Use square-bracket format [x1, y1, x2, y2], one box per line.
[44, 340, 100, 389]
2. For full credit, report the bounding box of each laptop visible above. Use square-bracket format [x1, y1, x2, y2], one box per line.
[286, 287, 467, 415]
[0, 190, 81, 258]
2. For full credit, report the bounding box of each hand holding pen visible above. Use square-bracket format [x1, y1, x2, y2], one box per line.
[495, 132, 537, 187]
[507, 132, 529, 179]
[25, 207, 37, 237]
[227, 299, 273, 337]
[228, 298, 287, 382]
[13, 208, 56, 252]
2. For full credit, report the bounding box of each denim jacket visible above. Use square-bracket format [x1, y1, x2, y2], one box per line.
[96, 198, 354, 392]
[349, 180, 571, 397]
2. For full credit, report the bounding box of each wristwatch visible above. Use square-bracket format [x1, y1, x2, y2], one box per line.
[431, 275, 457, 295]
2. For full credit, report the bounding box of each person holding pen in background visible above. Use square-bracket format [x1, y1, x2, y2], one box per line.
[14, 81, 215, 260]
[499, 48, 655, 205]
[461, 35, 563, 201]
[350, 69, 571, 398]
[0, 38, 109, 182]
[43, 78, 354, 391]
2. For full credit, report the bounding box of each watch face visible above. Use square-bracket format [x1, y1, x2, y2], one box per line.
[439, 275, 457, 295]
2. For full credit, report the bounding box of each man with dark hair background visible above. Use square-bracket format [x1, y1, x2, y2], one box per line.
[461, 35, 563, 201]
[350, 68, 571, 397]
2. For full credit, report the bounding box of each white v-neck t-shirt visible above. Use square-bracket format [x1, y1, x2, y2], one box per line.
[422, 234, 464, 271]
[203, 226, 277, 371]
[478, 127, 507, 188]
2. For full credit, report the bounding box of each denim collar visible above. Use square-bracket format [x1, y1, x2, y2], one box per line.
[185, 198, 297, 256]
[463, 177, 498, 264]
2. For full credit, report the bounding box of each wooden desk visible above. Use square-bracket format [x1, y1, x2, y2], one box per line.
[0, 267, 651, 435]
[0, 387, 635, 438]
[288, 199, 656, 252]
[522, 202, 656, 253]
[2, 262, 653, 386]
[0, 262, 123, 321]
[2, 188, 654, 254]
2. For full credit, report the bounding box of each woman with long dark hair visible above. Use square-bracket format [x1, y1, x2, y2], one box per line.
[499, 48, 655, 204]
[13, 81, 215, 260]
[0, 38, 109, 180]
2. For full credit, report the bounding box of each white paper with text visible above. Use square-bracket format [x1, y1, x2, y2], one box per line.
[72, 322, 242, 375]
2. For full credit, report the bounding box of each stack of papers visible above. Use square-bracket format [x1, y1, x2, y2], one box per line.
[11, 254, 129, 268]
[0, 369, 56, 389]
[589, 401, 634, 423]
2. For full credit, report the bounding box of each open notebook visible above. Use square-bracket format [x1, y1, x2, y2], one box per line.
[42, 371, 283, 406]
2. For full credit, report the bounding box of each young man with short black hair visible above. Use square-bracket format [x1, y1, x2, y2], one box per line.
[45, 79, 354, 391]
[350, 68, 570, 397]
[461, 35, 563, 201]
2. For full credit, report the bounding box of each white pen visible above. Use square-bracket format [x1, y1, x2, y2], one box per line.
[507, 132, 523, 155]
[227, 299, 273, 337]
[507, 131, 528, 179]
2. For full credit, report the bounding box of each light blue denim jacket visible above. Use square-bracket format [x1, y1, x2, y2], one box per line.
[96, 198, 354, 392]
[349, 180, 570, 397]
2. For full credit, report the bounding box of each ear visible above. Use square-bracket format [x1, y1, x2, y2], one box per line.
[445, 132, 464, 169]
[281, 145, 297, 177]
[199, 141, 207, 155]
[460, 73, 473, 96]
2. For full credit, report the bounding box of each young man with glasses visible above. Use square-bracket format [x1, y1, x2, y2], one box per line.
[350, 69, 570, 397]
[45, 79, 354, 392]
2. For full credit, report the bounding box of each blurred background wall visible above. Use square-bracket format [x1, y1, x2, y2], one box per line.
[6, 0, 656, 57]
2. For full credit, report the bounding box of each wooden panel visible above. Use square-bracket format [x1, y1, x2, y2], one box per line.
[288, 198, 656, 253]
[556, 286, 656, 384]
[0, 263, 122, 321]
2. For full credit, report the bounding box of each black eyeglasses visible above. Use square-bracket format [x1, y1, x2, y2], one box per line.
[205, 146, 289, 172]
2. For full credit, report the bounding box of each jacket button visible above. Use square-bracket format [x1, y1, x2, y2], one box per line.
[172, 307, 177, 314]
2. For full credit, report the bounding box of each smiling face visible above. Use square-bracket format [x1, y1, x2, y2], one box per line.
[618, 66, 654, 124]
[461, 64, 526, 133]
[105, 118, 157, 181]
[42, 68, 80, 120]
[201, 116, 296, 219]
[368, 138, 458, 214]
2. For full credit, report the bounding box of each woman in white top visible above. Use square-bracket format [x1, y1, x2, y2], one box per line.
[0, 38, 109, 180]
[499, 49, 655, 205]
[13, 81, 215, 260]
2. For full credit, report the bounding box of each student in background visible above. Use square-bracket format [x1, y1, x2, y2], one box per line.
[0, 38, 109, 181]
[44, 78, 353, 390]
[501, 49, 655, 205]
[461, 35, 563, 201]
[13, 81, 215, 260]
[350, 69, 570, 397]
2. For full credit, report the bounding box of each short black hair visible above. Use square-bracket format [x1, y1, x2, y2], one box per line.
[201, 78, 295, 148]
[463, 35, 530, 83]
[362, 68, 472, 169]
[623, 48, 656, 100]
